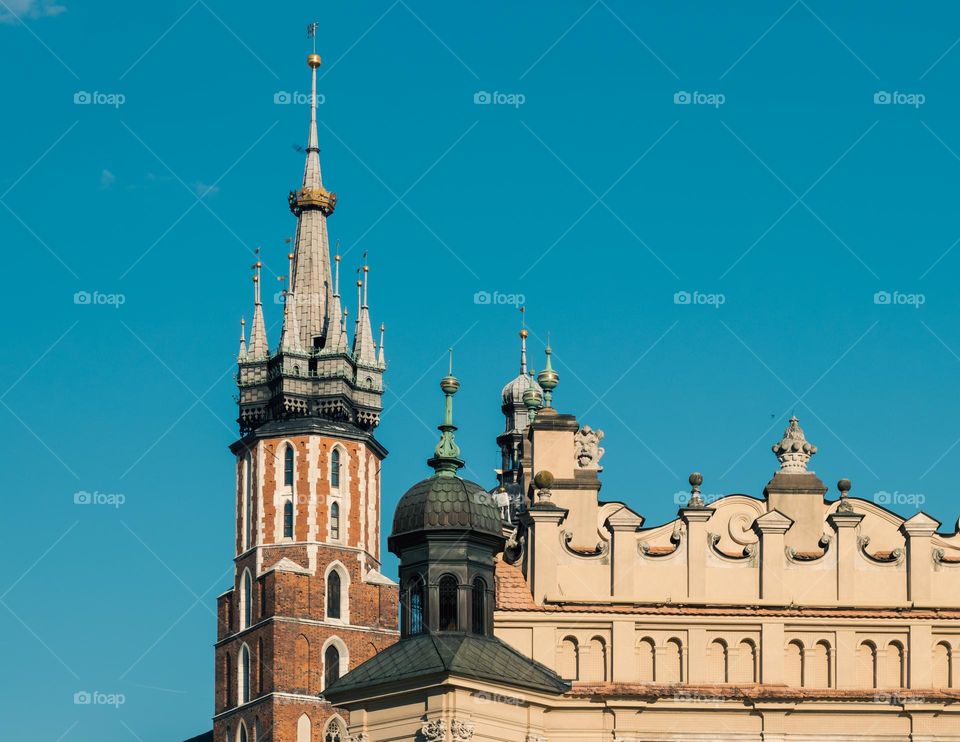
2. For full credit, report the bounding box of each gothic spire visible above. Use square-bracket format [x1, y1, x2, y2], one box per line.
[280, 250, 303, 353]
[352, 263, 377, 364]
[238, 317, 246, 359]
[377, 322, 386, 368]
[326, 250, 347, 352]
[288, 49, 336, 350]
[246, 251, 269, 360]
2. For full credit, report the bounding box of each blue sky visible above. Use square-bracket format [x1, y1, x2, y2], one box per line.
[4, 1, 960, 739]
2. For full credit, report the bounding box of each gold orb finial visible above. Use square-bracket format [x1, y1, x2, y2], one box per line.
[519, 329, 529, 339]
[307, 53, 322, 69]
[287, 252, 294, 260]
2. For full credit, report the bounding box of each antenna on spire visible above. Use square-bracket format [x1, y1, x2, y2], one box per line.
[519, 306, 528, 375]
[251, 247, 263, 305]
[448, 347, 454, 375]
[307, 21, 319, 52]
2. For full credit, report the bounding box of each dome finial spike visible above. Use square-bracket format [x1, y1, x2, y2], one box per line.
[537, 336, 559, 408]
[518, 306, 528, 375]
[429, 348, 464, 476]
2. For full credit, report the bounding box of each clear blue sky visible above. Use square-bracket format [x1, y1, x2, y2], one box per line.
[4, 1, 960, 739]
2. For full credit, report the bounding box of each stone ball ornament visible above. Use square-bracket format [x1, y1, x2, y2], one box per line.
[534, 470, 555, 490]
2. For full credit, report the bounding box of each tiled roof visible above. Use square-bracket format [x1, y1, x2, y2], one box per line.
[323, 632, 569, 702]
[391, 476, 502, 538]
[566, 682, 960, 702]
[494, 561, 960, 619]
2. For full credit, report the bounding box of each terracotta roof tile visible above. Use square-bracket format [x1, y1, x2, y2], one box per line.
[565, 682, 960, 702]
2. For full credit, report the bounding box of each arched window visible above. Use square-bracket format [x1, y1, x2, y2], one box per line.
[733, 640, 757, 683]
[707, 639, 728, 683]
[254, 718, 261, 742]
[884, 641, 905, 688]
[808, 641, 831, 688]
[558, 637, 579, 680]
[409, 576, 425, 635]
[934, 642, 952, 688]
[224, 653, 232, 709]
[331, 448, 341, 488]
[283, 500, 293, 538]
[284, 444, 294, 487]
[585, 636, 607, 682]
[324, 644, 341, 689]
[257, 638, 265, 694]
[330, 502, 340, 541]
[327, 571, 341, 619]
[236, 722, 248, 742]
[471, 577, 486, 634]
[439, 575, 458, 631]
[239, 644, 250, 704]
[857, 641, 877, 689]
[296, 714, 311, 742]
[324, 717, 345, 742]
[294, 634, 310, 692]
[241, 570, 252, 630]
[662, 638, 683, 683]
[637, 638, 655, 682]
[786, 640, 804, 687]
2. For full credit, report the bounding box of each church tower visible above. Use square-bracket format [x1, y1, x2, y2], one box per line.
[214, 44, 398, 742]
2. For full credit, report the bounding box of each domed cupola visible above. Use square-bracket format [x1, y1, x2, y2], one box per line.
[387, 356, 506, 638]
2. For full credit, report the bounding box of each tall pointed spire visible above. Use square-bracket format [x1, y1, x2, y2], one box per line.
[288, 38, 336, 350]
[246, 250, 269, 360]
[326, 249, 347, 351]
[238, 317, 247, 359]
[280, 249, 303, 353]
[377, 322, 386, 368]
[427, 349, 464, 477]
[519, 306, 528, 375]
[352, 262, 377, 364]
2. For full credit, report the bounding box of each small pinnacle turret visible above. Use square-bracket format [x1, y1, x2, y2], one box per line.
[246, 252, 269, 360]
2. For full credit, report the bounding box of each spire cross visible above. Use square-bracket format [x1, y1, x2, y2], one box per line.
[251, 248, 263, 305]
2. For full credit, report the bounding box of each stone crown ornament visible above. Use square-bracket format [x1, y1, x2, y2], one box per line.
[772, 416, 817, 472]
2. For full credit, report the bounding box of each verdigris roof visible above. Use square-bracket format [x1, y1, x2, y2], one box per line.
[391, 475, 502, 538]
[322, 632, 569, 701]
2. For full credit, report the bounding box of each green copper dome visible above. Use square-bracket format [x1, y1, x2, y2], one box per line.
[391, 475, 502, 539]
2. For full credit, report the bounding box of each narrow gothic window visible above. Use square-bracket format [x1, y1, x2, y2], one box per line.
[331, 449, 341, 488]
[330, 502, 340, 540]
[327, 571, 341, 619]
[283, 501, 294, 538]
[237, 723, 247, 742]
[409, 577, 425, 634]
[283, 444, 294, 487]
[471, 576, 486, 634]
[439, 575, 458, 631]
[239, 645, 250, 704]
[241, 570, 252, 629]
[244, 454, 253, 549]
[324, 645, 341, 688]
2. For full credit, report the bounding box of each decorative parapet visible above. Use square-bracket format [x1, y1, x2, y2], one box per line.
[708, 532, 756, 562]
[858, 535, 904, 565]
[561, 529, 609, 559]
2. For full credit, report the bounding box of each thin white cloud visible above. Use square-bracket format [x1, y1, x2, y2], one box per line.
[0, 0, 66, 23]
[99, 169, 115, 189]
[194, 182, 219, 197]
